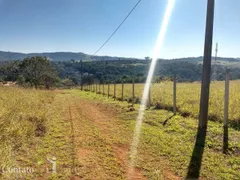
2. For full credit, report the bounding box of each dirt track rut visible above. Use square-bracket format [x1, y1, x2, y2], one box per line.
[66, 95, 146, 180]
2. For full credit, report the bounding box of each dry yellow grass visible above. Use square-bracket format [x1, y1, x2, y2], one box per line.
[0, 87, 55, 169]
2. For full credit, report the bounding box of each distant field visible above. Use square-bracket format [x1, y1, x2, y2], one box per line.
[86, 80, 240, 126]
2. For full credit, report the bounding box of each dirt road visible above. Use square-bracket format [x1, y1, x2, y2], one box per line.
[66, 94, 146, 180]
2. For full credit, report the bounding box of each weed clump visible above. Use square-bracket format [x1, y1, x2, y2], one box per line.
[127, 96, 141, 104]
[27, 116, 47, 137]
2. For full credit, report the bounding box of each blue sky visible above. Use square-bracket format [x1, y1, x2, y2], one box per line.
[0, 0, 239, 59]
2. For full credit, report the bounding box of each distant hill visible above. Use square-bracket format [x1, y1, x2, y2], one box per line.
[172, 56, 240, 63]
[0, 51, 239, 63]
[0, 51, 141, 62]
[0, 51, 88, 61]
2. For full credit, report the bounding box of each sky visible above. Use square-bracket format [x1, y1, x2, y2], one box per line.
[0, 0, 239, 59]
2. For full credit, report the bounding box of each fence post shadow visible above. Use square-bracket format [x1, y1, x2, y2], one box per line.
[162, 114, 175, 126]
[223, 126, 228, 154]
[186, 128, 207, 179]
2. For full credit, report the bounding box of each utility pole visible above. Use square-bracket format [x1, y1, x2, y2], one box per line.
[199, 0, 215, 130]
[80, 60, 83, 91]
[215, 43, 218, 63]
[212, 42, 218, 81]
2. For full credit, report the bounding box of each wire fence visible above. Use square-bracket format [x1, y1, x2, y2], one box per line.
[81, 71, 240, 130]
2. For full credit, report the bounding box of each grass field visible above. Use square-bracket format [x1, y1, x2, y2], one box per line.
[0, 86, 239, 179]
[0, 87, 74, 179]
[70, 90, 240, 179]
[0, 87, 54, 166]
[88, 80, 240, 127]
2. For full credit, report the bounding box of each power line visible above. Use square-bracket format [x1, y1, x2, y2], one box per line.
[93, 0, 142, 55]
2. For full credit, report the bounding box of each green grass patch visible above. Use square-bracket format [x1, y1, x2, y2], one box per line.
[71, 89, 240, 180]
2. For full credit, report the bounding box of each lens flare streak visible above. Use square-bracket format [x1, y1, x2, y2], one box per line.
[128, 0, 176, 177]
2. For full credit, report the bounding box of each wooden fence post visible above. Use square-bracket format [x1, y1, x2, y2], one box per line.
[173, 76, 177, 115]
[98, 83, 100, 94]
[122, 82, 124, 101]
[114, 82, 116, 101]
[108, 83, 110, 98]
[80, 60, 83, 91]
[148, 85, 151, 108]
[103, 83, 105, 95]
[132, 79, 135, 107]
[223, 69, 230, 153]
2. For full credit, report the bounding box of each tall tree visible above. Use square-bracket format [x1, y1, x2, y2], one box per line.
[20, 56, 58, 89]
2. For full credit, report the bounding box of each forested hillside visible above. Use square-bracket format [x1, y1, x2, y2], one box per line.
[2, 58, 240, 86]
[0, 51, 141, 61]
[1, 50, 239, 63]
[53, 59, 240, 84]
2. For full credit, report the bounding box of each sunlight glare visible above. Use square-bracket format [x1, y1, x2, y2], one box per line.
[128, 0, 176, 178]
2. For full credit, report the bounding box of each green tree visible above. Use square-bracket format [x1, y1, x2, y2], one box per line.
[145, 56, 151, 61]
[20, 56, 58, 89]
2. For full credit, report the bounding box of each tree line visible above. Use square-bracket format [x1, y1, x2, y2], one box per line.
[1, 56, 240, 89]
[0, 56, 58, 89]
